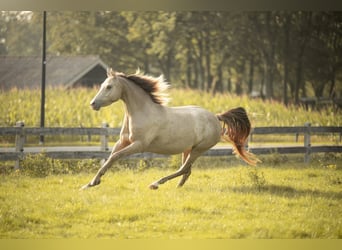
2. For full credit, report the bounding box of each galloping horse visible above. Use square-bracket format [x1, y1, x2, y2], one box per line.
[82, 69, 259, 190]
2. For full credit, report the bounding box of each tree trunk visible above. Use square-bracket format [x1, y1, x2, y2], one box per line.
[166, 49, 173, 82]
[295, 51, 304, 104]
[264, 12, 275, 99]
[198, 37, 205, 90]
[260, 63, 265, 99]
[227, 77, 232, 92]
[329, 66, 336, 98]
[216, 64, 223, 93]
[283, 13, 290, 106]
[144, 52, 150, 74]
[264, 57, 274, 99]
[193, 61, 199, 89]
[248, 55, 254, 94]
[186, 46, 192, 88]
[283, 60, 289, 106]
[313, 81, 325, 98]
[204, 33, 211, 92]
[295, 12, 312, 104]
[211, 64, 223, 94]
[295, 59, 302, 104]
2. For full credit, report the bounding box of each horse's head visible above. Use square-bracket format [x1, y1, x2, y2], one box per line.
[90, 69, 123, 111]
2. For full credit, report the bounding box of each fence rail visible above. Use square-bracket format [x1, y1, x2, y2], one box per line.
[0, 122, 341, 169]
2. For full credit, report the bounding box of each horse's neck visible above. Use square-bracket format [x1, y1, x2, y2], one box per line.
[120, 78, 160, 118]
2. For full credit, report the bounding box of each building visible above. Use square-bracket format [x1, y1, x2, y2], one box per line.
[0, 55, 108, 89]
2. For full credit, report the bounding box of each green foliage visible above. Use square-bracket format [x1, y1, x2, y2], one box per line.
[259, 152, 289, 166]
[19, 152, 101, 177]
[1, 11, 341, 101]
[247, 167, 267, 191]
[232, 166, 267, 192]
[20, 152, 62, 177]
[136, 159, 152, 172]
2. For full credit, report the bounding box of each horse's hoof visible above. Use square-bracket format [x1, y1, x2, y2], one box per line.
[80, 183, 92, 190]
[149, 183, 159, 190]
[80, 179, 101, 190]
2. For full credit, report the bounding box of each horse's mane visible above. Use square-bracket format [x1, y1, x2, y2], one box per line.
[108, 69, 170, 106]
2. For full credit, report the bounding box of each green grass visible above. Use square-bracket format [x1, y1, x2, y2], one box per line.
[0, 155, 341, 239]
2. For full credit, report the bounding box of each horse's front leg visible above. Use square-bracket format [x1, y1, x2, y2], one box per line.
[81, 141, 142, 190]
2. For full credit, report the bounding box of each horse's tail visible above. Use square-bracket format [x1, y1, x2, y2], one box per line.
[216, 107, 260, 166]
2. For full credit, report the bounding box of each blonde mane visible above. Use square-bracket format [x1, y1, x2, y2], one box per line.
[108, 69, 170, 105]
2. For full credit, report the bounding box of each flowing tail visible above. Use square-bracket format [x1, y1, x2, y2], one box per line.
[216, 107, 260, 166]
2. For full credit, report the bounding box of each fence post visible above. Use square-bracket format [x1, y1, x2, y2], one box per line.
[295, 133, 299, 143]
[248, 129, 253, 143]
[14, 121, 25, 169]
[304, 122, 311, 163]
[100, 122, 109, 151]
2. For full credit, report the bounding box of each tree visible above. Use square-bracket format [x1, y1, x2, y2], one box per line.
[123, 11, 178, 81]
[1, 11, 41, 56]
[307, 12, 342, 98]
[1, 11, 341, 105]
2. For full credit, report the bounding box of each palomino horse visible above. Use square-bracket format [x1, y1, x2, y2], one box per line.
[81, 69, 259, 190]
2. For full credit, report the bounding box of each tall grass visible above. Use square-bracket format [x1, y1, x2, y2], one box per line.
[0, 87, 340, 127]
[168, 89, 341, 127]
[0, 87, 124, 127]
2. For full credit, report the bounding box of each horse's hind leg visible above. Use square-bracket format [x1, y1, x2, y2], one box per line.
[177, 167, 191, 187]
[177, 149, 192, 187]
[149, 150, 201, 189]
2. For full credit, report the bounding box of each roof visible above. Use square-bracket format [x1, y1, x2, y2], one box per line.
[0, 55, 108, 89]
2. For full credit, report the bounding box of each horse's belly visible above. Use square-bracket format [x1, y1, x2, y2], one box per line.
[146, 132, 195, 155]
[148, 146, 188, 155]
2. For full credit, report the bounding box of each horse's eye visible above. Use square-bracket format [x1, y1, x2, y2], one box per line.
[106, 85, 112, 90]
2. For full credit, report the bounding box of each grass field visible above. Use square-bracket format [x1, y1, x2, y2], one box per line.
[0, 155, 341, 239]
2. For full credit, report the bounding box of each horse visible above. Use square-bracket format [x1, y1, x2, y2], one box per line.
[81, 69, 259, 190]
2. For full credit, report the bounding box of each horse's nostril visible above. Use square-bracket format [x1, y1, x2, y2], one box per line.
[90, 100, 100, 111]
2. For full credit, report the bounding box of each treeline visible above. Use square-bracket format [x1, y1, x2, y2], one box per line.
[0, 11, 341, 104]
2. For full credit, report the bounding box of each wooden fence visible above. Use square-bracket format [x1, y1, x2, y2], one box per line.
[0, 122, 341, 169]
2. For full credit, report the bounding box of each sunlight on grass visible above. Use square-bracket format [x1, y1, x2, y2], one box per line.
[1, 159, 341, 239]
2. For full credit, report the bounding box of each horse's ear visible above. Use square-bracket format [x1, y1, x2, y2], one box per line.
[107, 68, 116, 77]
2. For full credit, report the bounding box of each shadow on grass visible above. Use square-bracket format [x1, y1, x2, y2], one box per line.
[229, 184, 342, 200]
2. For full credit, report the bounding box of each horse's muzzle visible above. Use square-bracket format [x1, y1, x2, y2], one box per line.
[90, 101, 100, 111]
